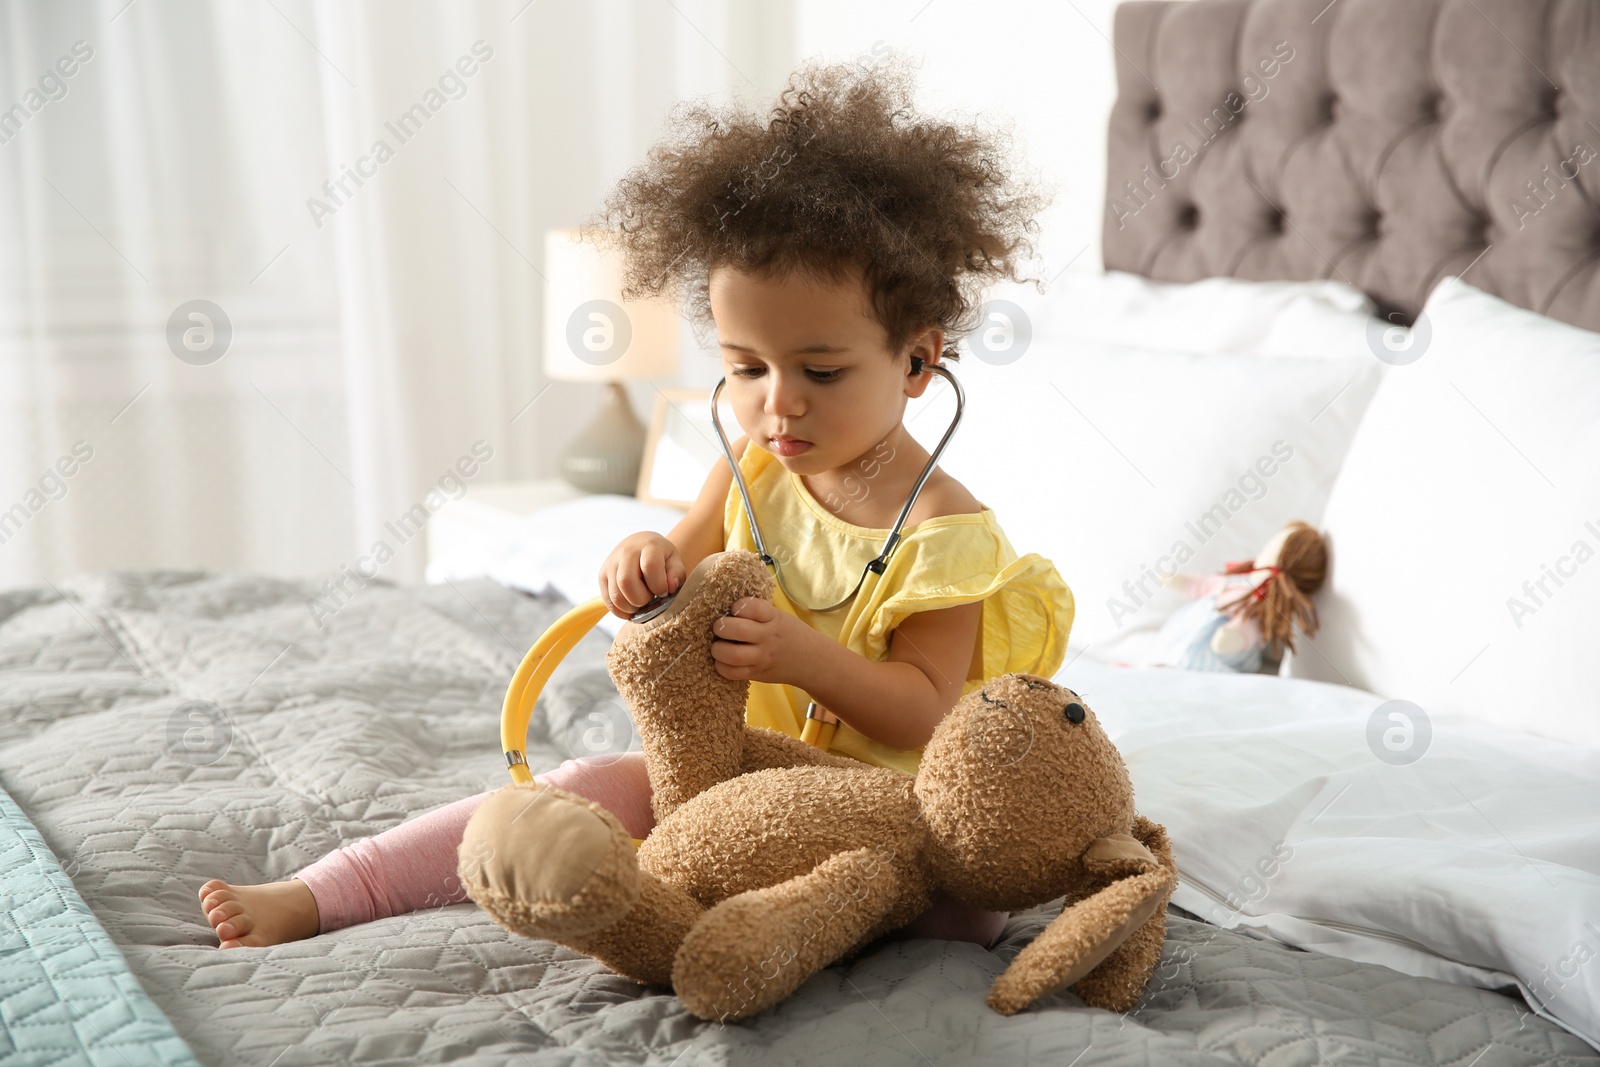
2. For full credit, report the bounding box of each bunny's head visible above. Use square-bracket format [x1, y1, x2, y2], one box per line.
[913, 673, 1139, 911]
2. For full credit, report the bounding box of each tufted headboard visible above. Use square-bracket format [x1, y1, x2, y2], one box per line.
[1102, 0, 1600, 332]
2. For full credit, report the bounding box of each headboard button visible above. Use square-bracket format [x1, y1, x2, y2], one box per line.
[1321, 93, 1339, 124]
[1146, 100, 1162, 121]
[1178, 203, 1200, 229]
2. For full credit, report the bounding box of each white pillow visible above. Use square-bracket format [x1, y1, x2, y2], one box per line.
[1287, 276, 1600, 749]
[993, 269, 1377, 359]
[911, 273, 1384, 659]
[921, 343, 1383, 658]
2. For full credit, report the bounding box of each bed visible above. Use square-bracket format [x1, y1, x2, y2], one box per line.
[5, 0, 1599, 1064]
[2, 573, 1593, 1066]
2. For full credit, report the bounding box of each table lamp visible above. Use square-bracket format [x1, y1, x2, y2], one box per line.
[542, 228, 682, 495]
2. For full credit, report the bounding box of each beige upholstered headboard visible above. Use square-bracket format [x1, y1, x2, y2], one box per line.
[1102, 0, 1600, 331]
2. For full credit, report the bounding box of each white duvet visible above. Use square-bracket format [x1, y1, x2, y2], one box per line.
[1054, 658, 1600, 1052]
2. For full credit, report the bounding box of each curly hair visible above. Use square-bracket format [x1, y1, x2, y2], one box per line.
[590, 52, 1048, 361]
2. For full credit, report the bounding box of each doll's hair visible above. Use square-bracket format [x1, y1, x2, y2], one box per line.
[589, 52, 1047, 363]
[1223, 521, 1328, 656]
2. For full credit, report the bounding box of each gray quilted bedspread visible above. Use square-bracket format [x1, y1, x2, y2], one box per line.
[1, 571, 1594, 1067]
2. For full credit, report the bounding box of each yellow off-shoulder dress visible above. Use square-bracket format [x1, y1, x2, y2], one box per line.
[723, 444, 1075, 777]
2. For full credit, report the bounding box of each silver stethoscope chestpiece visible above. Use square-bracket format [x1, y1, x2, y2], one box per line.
[628, 592, 676, 623]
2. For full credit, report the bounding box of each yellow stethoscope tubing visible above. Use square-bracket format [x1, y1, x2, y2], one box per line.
[500, 595, 611, 785]
[799, 707, 839, 749]
[499, 589, 843, 789]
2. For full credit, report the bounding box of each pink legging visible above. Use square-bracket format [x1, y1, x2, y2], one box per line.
[293, 752, 1009, 949]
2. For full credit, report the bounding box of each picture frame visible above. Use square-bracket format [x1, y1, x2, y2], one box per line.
[636, 388, 739, 508]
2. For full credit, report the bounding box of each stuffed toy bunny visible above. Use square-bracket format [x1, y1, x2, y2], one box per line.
[1151, 520, 1328, 673]
[457, 550, 1176, 1022]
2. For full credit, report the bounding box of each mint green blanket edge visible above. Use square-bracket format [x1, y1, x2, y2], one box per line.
[1, 783, 203, 1067]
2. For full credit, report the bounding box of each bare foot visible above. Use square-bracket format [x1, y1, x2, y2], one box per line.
[198, 878, 321, 948]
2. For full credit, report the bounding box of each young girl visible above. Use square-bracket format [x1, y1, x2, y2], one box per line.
[198, 57, 1074, 954]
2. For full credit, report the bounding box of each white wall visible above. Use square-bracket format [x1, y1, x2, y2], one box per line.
[1, 0, 1125, 588]
[794, 0, 1122, 279]
[0, 0, 800, 589]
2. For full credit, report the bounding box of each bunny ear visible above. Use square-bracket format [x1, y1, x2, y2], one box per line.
[987, 831, 1175, 1016]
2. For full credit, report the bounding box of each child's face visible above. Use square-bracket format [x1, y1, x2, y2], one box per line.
[708, 263, 941, 475]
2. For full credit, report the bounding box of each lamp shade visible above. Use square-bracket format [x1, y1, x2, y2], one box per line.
[542, 228, 681, 382]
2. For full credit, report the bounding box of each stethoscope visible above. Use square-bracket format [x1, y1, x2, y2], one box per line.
[499, 355, 966, 783]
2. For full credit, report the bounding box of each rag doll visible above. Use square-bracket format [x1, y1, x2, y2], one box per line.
[1151, 521, 1327, 673]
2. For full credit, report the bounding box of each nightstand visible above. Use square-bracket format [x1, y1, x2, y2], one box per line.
[426, 479, 592, 573]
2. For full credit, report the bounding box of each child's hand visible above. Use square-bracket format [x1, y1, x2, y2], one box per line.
[709, 597, 815, 685]
[599, 532, 685, 620]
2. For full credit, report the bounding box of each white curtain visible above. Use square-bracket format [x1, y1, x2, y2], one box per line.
[0, 0, 793, 590]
